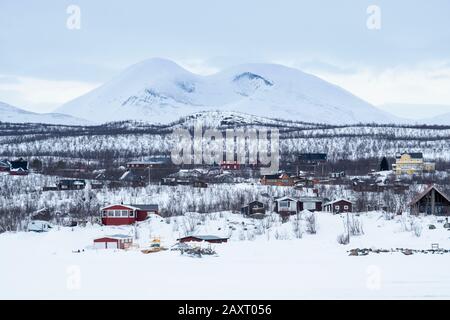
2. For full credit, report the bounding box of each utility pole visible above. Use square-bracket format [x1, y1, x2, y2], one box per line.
[148, 164, 151, 186]
[346, 211, 351, 243]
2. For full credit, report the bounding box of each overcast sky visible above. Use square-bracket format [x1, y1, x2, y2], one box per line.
[1, 0, 450, 118]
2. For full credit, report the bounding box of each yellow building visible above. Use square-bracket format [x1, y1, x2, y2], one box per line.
[392, 152, 435, 175]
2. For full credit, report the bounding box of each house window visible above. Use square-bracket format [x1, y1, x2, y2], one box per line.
[334, 205, 339, 211]
[304, 202, 316, 210]
[102, 210, 107, 217]
[280, 201, 290, 208]
[114, 210, 121, 217]
[121, 210, 128, 217]
[344, 205, 349, 210]
[108, 211, 114, 217]
[130, 211, 134, 217]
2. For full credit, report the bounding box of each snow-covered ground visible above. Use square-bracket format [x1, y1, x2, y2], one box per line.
[1, 211, 450, 299]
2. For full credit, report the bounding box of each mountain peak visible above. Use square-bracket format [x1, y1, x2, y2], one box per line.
[0, 101, 91, 125]
[123, 58, 190, 76]
[55, 59, 401, 125]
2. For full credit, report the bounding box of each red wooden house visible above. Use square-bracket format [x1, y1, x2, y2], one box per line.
[100, 204, 159, 226]
[220, 161, 240, 170]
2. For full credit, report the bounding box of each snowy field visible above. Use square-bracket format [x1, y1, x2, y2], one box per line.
[1, 212, 450, 299]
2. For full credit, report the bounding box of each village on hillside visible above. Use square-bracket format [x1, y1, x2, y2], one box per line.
[1, 149, 449, 252]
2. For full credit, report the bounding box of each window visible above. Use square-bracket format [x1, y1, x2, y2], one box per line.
[121, 210, 128, 217]
[102, 210, 107, 217]
[114, 210, 121, 217]
[108, 211, 114, 217]
[344, 205, 349, 210]
[334, 205, 339, 211]
[280, 201, 290, 208]
[304, 202, 316, 210]
[130, 211, 134, 217]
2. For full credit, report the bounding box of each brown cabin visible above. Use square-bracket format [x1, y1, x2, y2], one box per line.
[260, 173, 295, 186]
[409, 185, 450, 216]
[323, 199, 353, 214]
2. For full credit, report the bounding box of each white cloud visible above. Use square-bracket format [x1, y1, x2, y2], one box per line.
[0, 75, 100, 113]
[303, 61, 450, 107]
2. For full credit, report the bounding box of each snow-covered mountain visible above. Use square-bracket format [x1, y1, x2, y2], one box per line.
[56, 58, 401, 125]
[0, 101, 91, 125]
[420, 112, 450, 126]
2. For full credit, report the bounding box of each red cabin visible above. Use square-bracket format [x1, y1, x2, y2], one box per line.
[100, 204, 159, 226]
[220, 161, 240, 170]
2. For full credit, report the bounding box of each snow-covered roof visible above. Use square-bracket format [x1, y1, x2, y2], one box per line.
[100, 204, 159, 211]
[107, 234, 132, 239]
[274, 196, 298, 202]
[179, 235, 228, 241]
[27, 220, 51, 225]
[101, 204, 137, 211]
[409, 185, 450, 206]
[299, 196, 323, 202]
[129, 204, 159, 211]
[323, 199, 353, 206]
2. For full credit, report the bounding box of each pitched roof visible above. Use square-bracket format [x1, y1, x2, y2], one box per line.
[103, 234, 132, 239]
[409, 185, 450, 206]
[0, 160, 9, 167]
[10, 158, 28, 170]
[323, 199, 353, 206]
[261, 174, 281, 179]
[261, 172, 290, 179]
[397, 152, 423, 159]
[129, 204, 159, 211]
[299, 196, 323, 202]
[100, 204, 159, 211]
[178, 235, 228, 241]
[274, 196, 298, 202]
[127, 157, 171, 165]
[298, 153, 327, 161]
[58, 179, 86, 185]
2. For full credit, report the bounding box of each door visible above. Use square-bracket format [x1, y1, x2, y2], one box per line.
[106, 241, 118, 249]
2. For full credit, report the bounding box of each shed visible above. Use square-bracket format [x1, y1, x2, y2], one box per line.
[177, 235, 228, 244]
[57, 179, 86, 190]
[93, 234, 133, 249]
[241, 200, 266, 216]
[298, 196, 323, 212]
[323, 199, 353, 214]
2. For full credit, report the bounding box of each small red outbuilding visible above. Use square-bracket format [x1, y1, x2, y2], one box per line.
[93, 234, 133, 249]
[100, 204, 159, 226]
